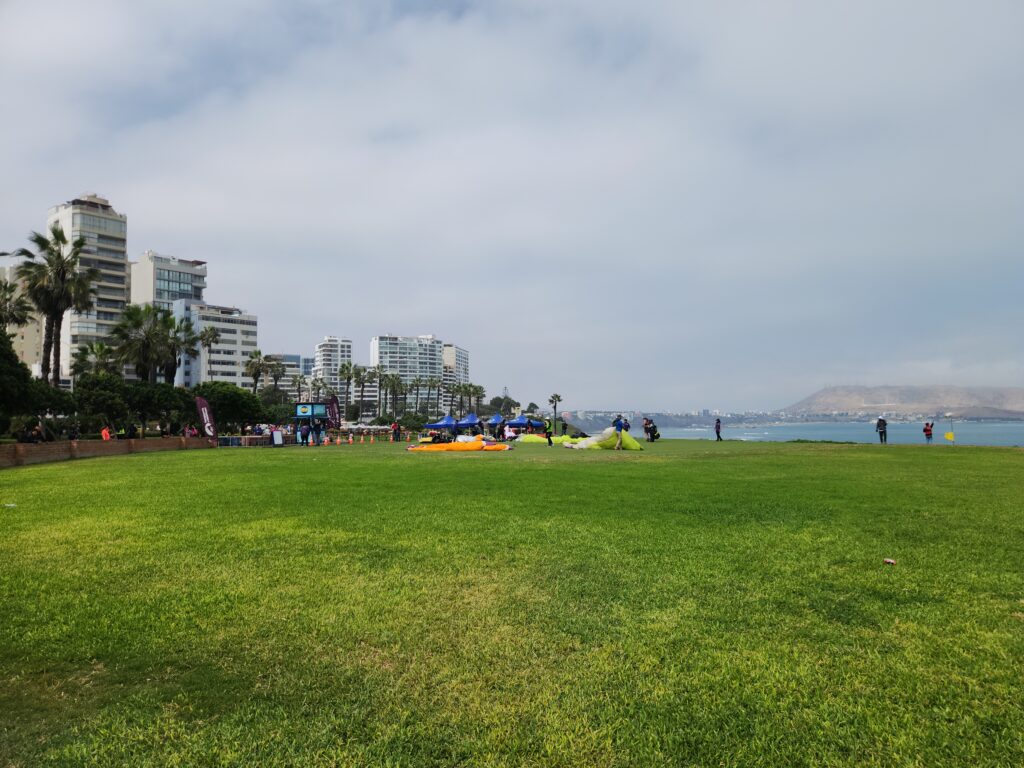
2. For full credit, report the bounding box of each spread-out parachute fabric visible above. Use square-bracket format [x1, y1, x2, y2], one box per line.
[408, 435, 510, 452]
[516, 434, 582, 445]
[564, 426, 643, 451]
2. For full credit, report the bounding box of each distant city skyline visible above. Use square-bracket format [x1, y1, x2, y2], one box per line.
[2, 2, 1022, 410]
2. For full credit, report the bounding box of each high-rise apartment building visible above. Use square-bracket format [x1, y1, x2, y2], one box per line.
[130, 250, 206, 310]
[47, 194, 129, 379]
[370, 334, 444, 382]
[442, 343, 470, 413]
[0, 265, 44, 376]
[172, 300, 258, 388]
[261, 353, 303, 398]
[312, 336, 352, 393]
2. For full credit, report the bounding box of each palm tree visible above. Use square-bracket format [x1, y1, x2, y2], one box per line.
[244, 349, 266, 393]
[472, 384, 486, 414]
[436, 379, 445, 417]
[198, 326, 221, 382]
[8, 223, 98, 385]
[427, 377, 441, 418]
[111, 304, 171, 384]
[352, 365, 367, 420]
[548, 393, 562, 435]
[163, 316, 199, 384]
[309, 376, 326, 401]
[338, 361, 354, 417]
[289, 374, 304, 401]
[410, 376, 423, 416]
[0, 279, 33, 332]
[268, 360, 286, 391]
[71, 341, 119, 377]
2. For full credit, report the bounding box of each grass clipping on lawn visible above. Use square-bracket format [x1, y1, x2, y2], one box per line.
[1, 439, 1023, 766]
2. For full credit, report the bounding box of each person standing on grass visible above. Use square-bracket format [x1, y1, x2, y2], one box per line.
[876, 417, 888, 444]
[391, 420, 401, 442]
[613, 414, 624, 450]
[923, 421, 933, 444]
[715, 418, 722, 441]
[300, 422, 311, 446]
[544, 418, 553, 446]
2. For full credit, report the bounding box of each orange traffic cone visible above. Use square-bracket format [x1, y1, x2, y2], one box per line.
[370, 434, 375, 444]
[348, 434, 353, 444]
[407, 432, 413, 443]
[389, 433, 394, 443]
[335, 437, 341, 445]
[359, 434, 365, 444]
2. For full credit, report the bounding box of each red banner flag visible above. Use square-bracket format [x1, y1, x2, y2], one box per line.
[328, 395, 341, 428]
[195, 396, 217, 439]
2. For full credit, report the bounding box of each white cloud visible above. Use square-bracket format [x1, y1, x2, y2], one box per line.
[1, 0, 1022, 410]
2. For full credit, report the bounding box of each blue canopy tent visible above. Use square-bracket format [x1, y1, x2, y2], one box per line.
[487, 414, 505, 426]
[424, 415, 457, 430]
[456, 413, 480, 429]
[506, 415, 545, 428]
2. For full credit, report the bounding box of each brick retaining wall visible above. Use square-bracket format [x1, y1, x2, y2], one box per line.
[0, 437, 215, 469]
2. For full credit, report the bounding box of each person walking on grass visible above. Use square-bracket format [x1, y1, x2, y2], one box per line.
[613, 414, 624, 450]
[715, 418, 723, 441]
[923, 421, 933, 444]
[876, 417, 888, 444]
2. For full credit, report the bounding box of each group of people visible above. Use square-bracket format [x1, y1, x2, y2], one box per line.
[876, 418, 939, 444]
[641, 417, 661, 442]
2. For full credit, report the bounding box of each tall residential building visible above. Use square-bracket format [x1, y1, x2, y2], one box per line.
[172, 300, 258, 388]
[261, 353, 303, 399]
[47, 194, 128, 379]
[301, 357, 314, 377]
[369, 334, 448, 414]
[312, 336, 352, 393]
[442, 343, 470, 413]
[370, 334, 444, 382]
[0, 265, 44, 376]
[130, 250, 207, 310]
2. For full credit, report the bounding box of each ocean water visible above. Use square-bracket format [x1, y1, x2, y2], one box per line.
[657, 421, 1024, 447]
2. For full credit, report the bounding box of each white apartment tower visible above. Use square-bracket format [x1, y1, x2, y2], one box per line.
[0, 265, 44, 376]
[442, 343, 470, 413]
[312, 336, 352, 393]
[130, 250, 207, 310]
[47, 194, 128, 379]
[172, 300, 259, 388]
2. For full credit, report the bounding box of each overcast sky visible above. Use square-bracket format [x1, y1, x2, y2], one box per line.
[2, 1, 1022, 411]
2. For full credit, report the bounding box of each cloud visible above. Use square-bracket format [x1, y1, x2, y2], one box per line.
[2, 0, 1022, 410]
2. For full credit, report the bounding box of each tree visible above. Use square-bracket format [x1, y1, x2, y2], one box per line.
[111, 304, 171, 384]
[527, 402, 540, 414]
[244, 349, 266, 394]
[73, 373, 129, 430]
[267, 360, 285, 391]
[290, 374, 306, 401]
[191, 381, 264, 433]
[352, 365, 371, 420]
[71, 341, 119, 377]
[309, 376, 326, 401]
[548, 393, 562, 435]
[198, 326, 221, 381]
[337, 361, 353, 417]
[410, 376, 423, 416]
[0, 329, 33, 433]
[163, 317, 199, 384]
[8, 224, 99, 386]
[125, 382, 182, 437]
[0, 279, 33, 332]
[473, 384, 486, 414]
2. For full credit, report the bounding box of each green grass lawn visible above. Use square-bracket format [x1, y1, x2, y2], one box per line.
[1, 440, 1022, 767]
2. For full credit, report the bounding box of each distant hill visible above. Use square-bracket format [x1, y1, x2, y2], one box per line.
[784, 386, 1024, 417]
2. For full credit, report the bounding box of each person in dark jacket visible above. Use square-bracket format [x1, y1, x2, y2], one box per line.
[714, 418, 722, 441]
[876, 417, 888, 444]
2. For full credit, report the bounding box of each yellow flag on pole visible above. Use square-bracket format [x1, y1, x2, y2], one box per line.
[944, 431, 955, 442]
